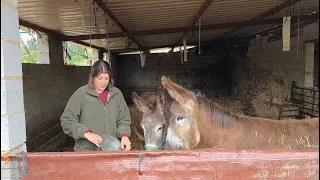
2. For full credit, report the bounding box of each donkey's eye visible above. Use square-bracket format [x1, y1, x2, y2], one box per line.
[177, 116, 184, 121]
[157, 126, 162, 131]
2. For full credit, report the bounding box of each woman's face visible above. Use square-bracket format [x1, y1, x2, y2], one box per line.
[94, 72, 110, 92]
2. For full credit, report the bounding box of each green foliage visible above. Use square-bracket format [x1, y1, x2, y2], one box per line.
[64, 43, 95, 66]
[20, 35, 96, 66]
[21, 39, 39, 63]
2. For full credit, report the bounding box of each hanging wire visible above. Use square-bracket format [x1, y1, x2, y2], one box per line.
[105, 18, 112, 60]
[198, 14, 201, 55]
[63, 41, 99, 60]
[296, 8, 300, 60]
[20, 38, 36, 63]
[93, 1, 97, 27]
[89, 0, 92, 49]
[81, 0, 86, 26]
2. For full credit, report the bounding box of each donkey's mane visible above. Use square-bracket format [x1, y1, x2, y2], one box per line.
[194, 92, 239, 127]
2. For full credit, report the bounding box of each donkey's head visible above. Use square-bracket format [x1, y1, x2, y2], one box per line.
[161, 76, 200, 149]
[132, 87, 169, 150]
[165, 97, 200, 150]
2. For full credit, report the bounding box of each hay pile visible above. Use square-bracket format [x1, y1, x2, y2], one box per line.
[251, 77, 292, 119]
[233, 60, 300, 119]
[214, 97, 246, 115]
[129, 105, 145, 150]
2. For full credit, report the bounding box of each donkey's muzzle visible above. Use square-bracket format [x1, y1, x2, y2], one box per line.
[144, 144, 160, 151]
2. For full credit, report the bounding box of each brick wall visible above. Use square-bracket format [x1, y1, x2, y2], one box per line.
[23, 35, 91, 152]
[23, 64, 90, 152]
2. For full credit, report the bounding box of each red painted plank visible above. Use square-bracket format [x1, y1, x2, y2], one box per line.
[21, 148, 319, 180]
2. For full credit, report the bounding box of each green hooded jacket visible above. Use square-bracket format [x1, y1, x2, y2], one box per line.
[60, 84, 131, 151]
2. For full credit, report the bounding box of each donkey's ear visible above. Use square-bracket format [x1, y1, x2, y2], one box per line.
[161, 76, 195, 112]
[157, 87, 166, 106]
[156, 87, 166, 114]
[132, 92, 151, 113]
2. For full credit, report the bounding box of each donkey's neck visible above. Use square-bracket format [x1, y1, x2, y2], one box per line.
[196, 97, 238, 127]
[193, 96, 240, 148]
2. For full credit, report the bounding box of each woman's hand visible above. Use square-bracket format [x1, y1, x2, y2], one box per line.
[121, 136, 131, 151]
[84, 132, 102, 147]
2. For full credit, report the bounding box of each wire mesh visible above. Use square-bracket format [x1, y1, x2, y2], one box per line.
[1, 145, 28, 180]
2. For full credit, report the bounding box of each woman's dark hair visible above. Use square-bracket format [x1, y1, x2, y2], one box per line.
[88, 60, 114, 88]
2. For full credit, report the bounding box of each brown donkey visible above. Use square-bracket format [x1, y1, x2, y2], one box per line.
[161, 76, 319, 150]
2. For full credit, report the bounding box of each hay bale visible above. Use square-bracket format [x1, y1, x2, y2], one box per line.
[251, 77, 291, 119]
[129, 105, 144, 150]
[214, 98, 247, 114]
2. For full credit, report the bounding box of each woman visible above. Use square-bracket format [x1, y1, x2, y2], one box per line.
[60, 60, 132, 151]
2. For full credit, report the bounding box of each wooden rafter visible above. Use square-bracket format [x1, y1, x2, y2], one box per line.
[62, 14, 318, 41]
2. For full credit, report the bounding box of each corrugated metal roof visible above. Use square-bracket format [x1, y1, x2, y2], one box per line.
[82, 38, 130, 50]
[17, 0, 319, 51]
[134, 33, 183, 47]
[18, 0, 121, 35]
[106, 0, 205, 31]
[228, 24, 276, 38]
[202, 0, 287, 24]
[267, 0, 319, 18]
[186, 28, 233, 42]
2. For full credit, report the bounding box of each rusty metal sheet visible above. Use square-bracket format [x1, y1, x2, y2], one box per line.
[20, 148, 319, 179]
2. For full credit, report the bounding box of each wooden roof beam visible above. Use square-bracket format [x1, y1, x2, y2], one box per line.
[93, 0, 143, 50]
[172, 0, 214, 49]
[215, 0, 302, 39]
[229, 12, 319, 46]
[110, 38, 243, 53]
[61, 14, 318, 41]
[19, 19, 106, 51]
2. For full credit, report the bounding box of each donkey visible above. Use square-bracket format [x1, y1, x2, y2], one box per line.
[131, 91, 159, 142]
[161, 75, 319, 150]
[132, 87, 200, 150]
[132, 87, 171, 150]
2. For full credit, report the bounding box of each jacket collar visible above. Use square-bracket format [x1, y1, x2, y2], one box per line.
[86, 83, 118, 98]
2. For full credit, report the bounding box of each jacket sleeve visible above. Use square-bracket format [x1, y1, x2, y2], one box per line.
[60, 88, 89, 139]
[116, 91, 132, 138]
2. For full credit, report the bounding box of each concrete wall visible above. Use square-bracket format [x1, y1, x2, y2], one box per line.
[23, 64, 90, 152]
[246, 35, 305, 86]
[237, 22, 319, 89]
[114, 47, 239, 104]
[315, 40, 319, 87]
[234, 22, 319, 118]
[23, 35, 91, 152]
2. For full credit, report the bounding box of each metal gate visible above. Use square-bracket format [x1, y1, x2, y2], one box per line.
[279, 81, 319, 119]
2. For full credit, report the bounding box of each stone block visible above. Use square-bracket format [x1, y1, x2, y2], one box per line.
[24, 102, 35, 117]
[1, 41, 22, 77]
[25, 110, 42, 128]
[23, 89, 39, 103]
[44, 125, 63, 144]
[26, 123, 40, 141]
[41, 107, 53, 122]
[1, 3, 19, 41]
[1, 79, 24, 115]
[22, 64, 30, 75]
[1, 113, 26, 150]
[26, 133, 45, 152]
